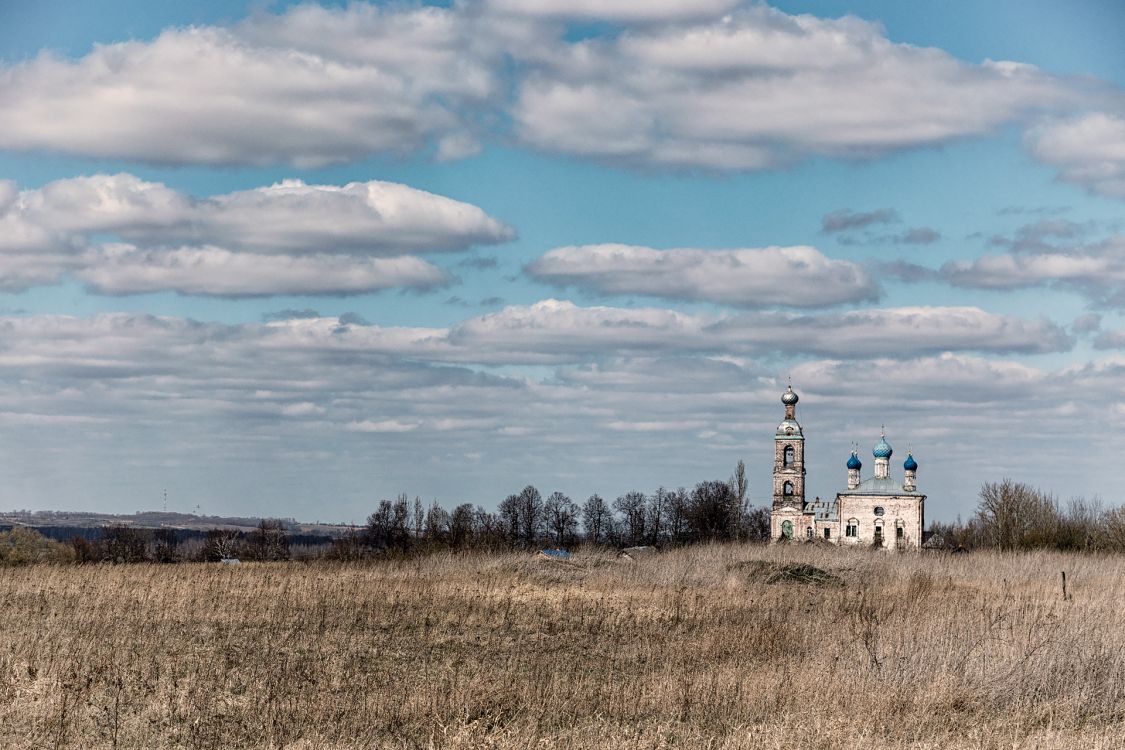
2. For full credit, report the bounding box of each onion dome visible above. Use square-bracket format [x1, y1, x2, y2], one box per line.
[781, 385, 799, 405]
[904, 453, 918, 471]
[873, 433, 893, 459]
[847, 452, 862, 470]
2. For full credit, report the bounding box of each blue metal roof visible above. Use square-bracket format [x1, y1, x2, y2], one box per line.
[873, 435, 893, 458]
[838, 476, 923, 497]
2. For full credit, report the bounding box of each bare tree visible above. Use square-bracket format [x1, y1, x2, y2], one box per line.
[517, 485, 543, 546]
[413, 496, 425, 540]
[200, 528, 241, 562]
[246, 520, 290, 561]
[582, 494, 611, 545]
[614, 491, 647, 547]
[424, 501, 450, 543]
[544, 491, 579, 546]
[498, 494, 521, 544]
[688, 480, 737, 541]
[648, 488, 672, 545]
[1099, 505, 1125, 552]
[101, 525, 148, 563]
[744, 506, 771, 542]
[975, 480, 1059, 551]
[450, 503, 476, 547]
[729, 459, 748, 540]
[152, 528, 180, 563]
[665, 487, 690, 545]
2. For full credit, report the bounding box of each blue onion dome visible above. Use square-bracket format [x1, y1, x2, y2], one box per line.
[781, 385, 799, 405]
[847, 452, 862, 470]
[873, 434, 893, 459]
[904, 453, 918, 471]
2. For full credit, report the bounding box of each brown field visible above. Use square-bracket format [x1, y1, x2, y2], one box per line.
[0, 544, 1122, 749]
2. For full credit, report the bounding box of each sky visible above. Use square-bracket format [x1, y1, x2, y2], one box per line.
[0, 1, 1124, 523]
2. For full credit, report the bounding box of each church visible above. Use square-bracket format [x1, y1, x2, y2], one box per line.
[768, 385, 926, 550]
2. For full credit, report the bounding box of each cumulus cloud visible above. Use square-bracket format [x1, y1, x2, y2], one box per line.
[526, 244, 878, 307]
[0, 4, 505, 166]
[0, 2, 1101, 171]
[6, 174, 513, 256]
[0, 174, 511, 295]
[74, 246, 450, 297]
[942, 234, 1125, 305]
[482, 0, 741, 22]
[313, 299, 1069, 362]
[0, 310, 1108, 519]
[1027, 113, 1125, 198]
[510, 5, 1084, 170]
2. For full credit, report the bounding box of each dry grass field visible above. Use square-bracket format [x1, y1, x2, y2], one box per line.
[0, 544, 1122, 749]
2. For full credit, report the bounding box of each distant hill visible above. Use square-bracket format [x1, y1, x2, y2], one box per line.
[0, 509, 355, 542]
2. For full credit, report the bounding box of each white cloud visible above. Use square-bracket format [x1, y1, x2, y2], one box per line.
[7, 174, 513, 256]
[0, 4, 504, 166]
[510, 6, 1082, 169]
[74, 246, 450, 297]
[346, 420, 420, 433]
[0, 311, 1109, 519]
[1027, 113, 1125, 198]
[526, 244, 878, 307]
[483, 0, 741, 22]
[0, 2, 1100, 171]
[0, 174, 511, 295]
[333, 299, 1068, 361]
[941, 234, 1125, 305]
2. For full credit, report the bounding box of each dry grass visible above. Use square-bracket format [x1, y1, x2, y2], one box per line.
[0, 544, 1123, 749]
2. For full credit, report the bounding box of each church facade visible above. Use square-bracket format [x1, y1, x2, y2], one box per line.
[768, 385, 926, 550]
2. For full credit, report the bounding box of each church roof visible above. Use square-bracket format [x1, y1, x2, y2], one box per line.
[775, 418, 803, 439]
[838, 476, 923, 497]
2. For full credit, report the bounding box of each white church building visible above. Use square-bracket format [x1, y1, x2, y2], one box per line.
[768, 385, 926, 550]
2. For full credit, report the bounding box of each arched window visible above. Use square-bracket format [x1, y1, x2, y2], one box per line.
[896, 519, 906, 541]
[846, 519, 858, 537]
[783, 481, 794, 496]
[873, 519, 884, 547]
[806, 526, 813, 539]
[781, 520, 793, 539]
[784, 445, 795, 467]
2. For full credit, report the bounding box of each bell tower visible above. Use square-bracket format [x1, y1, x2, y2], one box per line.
[772, 385, 805, 511]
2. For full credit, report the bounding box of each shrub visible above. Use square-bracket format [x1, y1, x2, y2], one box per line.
[0, 527, 75, 565]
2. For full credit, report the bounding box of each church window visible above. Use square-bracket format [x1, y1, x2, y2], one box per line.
[823, 528, 831, 540]
[806, 527, 813, 539]
[873, 520, 884, 545]
[846, 519, 858, 537]
[873, 506, 885, 516]
[781, 520, 793, 539]
[896, 526, 905, 540]
[783, 481, 794, 496]
[784, 445, 795, 466]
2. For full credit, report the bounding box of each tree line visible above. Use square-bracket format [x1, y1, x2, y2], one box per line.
[344, 461, 766, 557]
[930, 479, 1125, 553]
[5, 471, 1125, 565]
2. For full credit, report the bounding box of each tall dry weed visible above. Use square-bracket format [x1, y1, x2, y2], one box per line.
[0, 545, 1121, 748]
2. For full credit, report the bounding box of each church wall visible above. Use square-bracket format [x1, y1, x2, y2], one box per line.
[769, 507, 815, 542]
[834, 494, 924, 550]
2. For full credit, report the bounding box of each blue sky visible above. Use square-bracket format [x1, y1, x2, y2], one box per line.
[0, 0, 1124, 523]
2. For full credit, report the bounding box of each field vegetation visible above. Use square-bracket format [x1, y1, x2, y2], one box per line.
[0, 542, 1122, 749]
